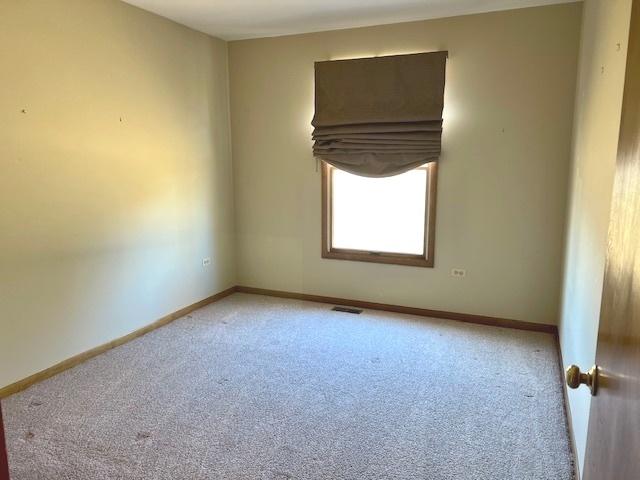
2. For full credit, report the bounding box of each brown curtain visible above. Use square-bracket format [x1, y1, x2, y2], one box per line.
[312, 51, 447, 177]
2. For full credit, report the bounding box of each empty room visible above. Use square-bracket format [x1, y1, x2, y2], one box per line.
[1, 0, 639, 479]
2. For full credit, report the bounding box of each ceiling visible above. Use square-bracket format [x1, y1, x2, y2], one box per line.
[121, 0, 580, 41]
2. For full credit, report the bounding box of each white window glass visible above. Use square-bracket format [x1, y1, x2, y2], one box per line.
[331, 167, 427, 255]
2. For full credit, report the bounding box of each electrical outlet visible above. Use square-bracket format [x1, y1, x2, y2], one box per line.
[202, 257, 211, 267]
[451, 268, 466, 278]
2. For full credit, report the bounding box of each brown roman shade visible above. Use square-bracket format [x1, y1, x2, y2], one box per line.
[312, 51, 447, 177]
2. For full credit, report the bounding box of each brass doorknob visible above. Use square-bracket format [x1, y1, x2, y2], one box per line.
[565, 364, 599, 396]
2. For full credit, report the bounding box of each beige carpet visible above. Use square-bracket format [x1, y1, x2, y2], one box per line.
[3, 293, 575, 479]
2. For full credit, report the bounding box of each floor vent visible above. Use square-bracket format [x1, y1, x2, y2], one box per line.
[332, 306, 363, 314]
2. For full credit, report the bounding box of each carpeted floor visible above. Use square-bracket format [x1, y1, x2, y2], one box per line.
[3, 293, 575, 479]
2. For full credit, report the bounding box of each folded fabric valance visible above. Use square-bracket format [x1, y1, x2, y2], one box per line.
[312, 51, 447, 177]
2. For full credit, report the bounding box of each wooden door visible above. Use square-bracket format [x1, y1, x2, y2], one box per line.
[0, 405, 9, 480]
[583, 1, 640, 479]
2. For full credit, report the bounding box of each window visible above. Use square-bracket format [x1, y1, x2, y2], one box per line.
[321, 162, 437, 267]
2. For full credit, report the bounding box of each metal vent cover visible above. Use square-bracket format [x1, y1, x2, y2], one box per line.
[331, 306, 363, 314]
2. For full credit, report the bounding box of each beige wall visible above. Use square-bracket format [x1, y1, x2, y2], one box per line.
[559, 0, 632, 474]
[229, 4, 582, 325]
[0, 0, 235, 388]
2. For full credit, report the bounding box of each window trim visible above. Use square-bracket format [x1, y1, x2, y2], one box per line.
[321, 162, 437, 268]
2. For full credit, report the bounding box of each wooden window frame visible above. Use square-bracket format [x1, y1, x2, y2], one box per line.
[321, 162, 438, 268]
